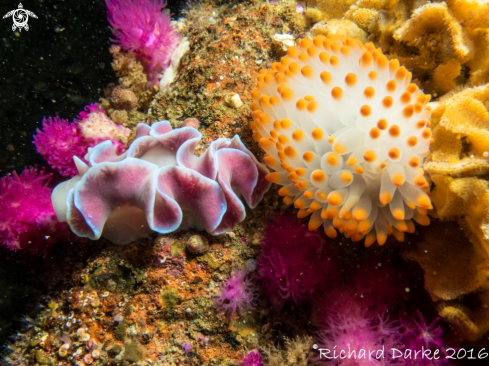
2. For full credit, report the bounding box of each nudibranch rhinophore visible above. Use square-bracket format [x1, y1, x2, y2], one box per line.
[52, 121, 270, 245]
[250, 35, 433, 247]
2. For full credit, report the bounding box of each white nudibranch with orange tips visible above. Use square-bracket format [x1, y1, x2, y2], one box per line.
[250, 35, 433, 247]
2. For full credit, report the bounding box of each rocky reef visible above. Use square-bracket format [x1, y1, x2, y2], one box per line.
[4, 0, 489, 365]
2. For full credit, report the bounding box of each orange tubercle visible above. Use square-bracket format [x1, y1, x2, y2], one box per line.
[392, 173, 405, 187]
[379, 192, 392, 204]
[328, 192, 343, 206]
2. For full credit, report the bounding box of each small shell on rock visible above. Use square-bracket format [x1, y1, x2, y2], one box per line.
[181, 118, 199, 129]
[90, 296, 100, 308]
[77, 328, 90, 342]
[58, 344, 70, 358]
[80, 333, 90, 342]
[272, 34, 295, 51]
[111, 86, 138, 111]
[225, 93, 243, 108]
[91, 349, 100, 360]
[186, 235, 209, 255]
[245, 258, 257, 272]
[83, 354, 94, 364]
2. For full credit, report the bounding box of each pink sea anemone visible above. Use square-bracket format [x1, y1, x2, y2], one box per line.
[34, 104, 131, 177]
[214, 269, 258, 318]
[105, 0, 180, 82]
[240, 349, 264, 366]
[256, 214, 338, 310]
[312, 259, 398, 365]
[314, 287, 404, 365]
[33, 116, 90, 177]
[400, 311, 449, 366]
[0, 168, 67, 252]
[312, 256, 451, 365]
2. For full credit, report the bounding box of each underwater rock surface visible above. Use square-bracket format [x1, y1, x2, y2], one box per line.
[4, 0, 489, 365]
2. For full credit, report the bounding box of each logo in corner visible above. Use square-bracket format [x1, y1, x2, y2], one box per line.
[3, 3, 38, 32]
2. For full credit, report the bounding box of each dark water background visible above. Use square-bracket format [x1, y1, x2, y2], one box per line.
[0, 0, 113, 175]
[0, 0, 183, 347]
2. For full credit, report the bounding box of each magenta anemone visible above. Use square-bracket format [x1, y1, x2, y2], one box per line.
[214, 269, 258, 318]
[256, 214, 338, 309]
[0, 168, 68, 252]
[105, 0, 180, 82]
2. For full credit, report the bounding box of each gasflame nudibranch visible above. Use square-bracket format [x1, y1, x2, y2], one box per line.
[250, 35, 433, 247]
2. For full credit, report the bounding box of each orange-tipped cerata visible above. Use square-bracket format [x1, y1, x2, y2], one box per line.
[250, 35, 433, 247]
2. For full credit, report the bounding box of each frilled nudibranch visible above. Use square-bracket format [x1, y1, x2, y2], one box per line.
[51, 121, 270, 245]
[250, 35, 433, 246]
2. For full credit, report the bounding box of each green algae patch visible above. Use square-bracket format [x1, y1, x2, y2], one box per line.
[197, 251, 221, 270]
[170, 240, 186, 257]
[123, 341, 146, 363]
[160, 287, 181, 310]
[115, 320, 128, 340]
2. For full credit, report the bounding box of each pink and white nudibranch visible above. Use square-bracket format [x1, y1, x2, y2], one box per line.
[52, 121, 270, 245]
[250, 35, 433, 247]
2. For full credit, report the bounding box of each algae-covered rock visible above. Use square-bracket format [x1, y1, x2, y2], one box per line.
[160, 288, 181, 309]
[123, 341, 146, 363]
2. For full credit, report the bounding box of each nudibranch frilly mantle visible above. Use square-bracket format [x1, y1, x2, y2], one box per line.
[52, 121, 270, 245]
[250, 35, 433, 247]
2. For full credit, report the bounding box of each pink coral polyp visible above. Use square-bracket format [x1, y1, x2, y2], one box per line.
[214, 269, 258, 317]
[52, 121, 270, 244]
[34, 107, 131, 177]
[257, 214, 338, 309]
[105, 0, 180, 81]
[314, 288, 403, 366]
[0, 168, 63, 251]
[34, 116, 89, 177]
